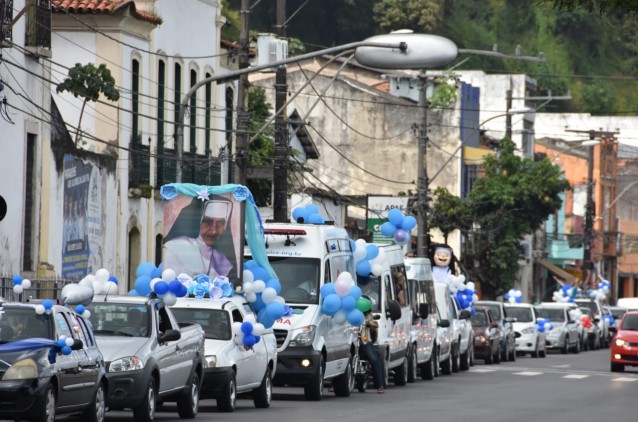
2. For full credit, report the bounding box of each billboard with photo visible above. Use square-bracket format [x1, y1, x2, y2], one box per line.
[162, 191, 243, 283]
[367, 195, 413, 244]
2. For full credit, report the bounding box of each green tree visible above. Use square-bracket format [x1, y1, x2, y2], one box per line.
[372, 0, 444, 33]
[429, 139, 570, 298]
[56, 63, 119, 146]
[533, 0, 638, 13]
[246, 86, 275, 206]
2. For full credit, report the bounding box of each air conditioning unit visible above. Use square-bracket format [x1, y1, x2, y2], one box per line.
[256, 33, 288, 68]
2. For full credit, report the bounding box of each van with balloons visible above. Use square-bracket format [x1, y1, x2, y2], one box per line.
[247, 220, 359, 401]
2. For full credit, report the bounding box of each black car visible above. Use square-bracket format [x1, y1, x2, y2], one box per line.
[0, 301, 106, 422]
[475, 300, 517, 362]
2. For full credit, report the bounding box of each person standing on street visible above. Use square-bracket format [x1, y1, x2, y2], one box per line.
[359, 297, 385, 394]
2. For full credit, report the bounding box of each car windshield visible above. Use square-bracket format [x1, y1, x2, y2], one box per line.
[0, 307, 54, 342]
[357, 274, 381, 312]
[609, 308, 628, 319]
[506, 306, 533, 323]
[536, 308, 566, 322]
[246, 256, 321, 305]
[580, 307, 592, 317]
[621, 314, 638, 331]
[575, 300, 598, 315]
[87, 303, 151, 337]
[481, 303, 502, 321]
[471, 311, 489, 327]
[171, 308, 231, 340]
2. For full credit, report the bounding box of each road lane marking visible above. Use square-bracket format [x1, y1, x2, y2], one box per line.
[470, 368, 497, 373]
[553, 364, 571, 368]
[562, 374, 589, 379]
[612, 377, 637, 382]
[514, 371, 543, 376]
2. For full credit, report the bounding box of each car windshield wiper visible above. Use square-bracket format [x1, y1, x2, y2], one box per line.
[93, 329, 118, 336]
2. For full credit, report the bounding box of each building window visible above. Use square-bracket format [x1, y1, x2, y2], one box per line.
[1, 0, 14, 45]
[225, 87, 234, 183]
[189, 69, 197, 156]
[23, 133, 36, 271]
[128, 227, 141, 291]
[156, 59, 166, 186]
[129, 58, 149, 188]
[25, 0, 50, 48]
[155, 234, 163, 267]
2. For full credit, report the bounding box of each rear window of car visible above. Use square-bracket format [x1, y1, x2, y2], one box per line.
[536, 307, 566, 322]
[471, 311, 489, 327]
[505, 306, 533, 323]
[481, 303, 501, 321]
[171, 308, 231, 341]
[0, 306, 54, 342]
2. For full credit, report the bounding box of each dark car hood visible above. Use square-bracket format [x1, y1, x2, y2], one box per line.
[0, 345, 50, 368]
[473, 326, 489, 337]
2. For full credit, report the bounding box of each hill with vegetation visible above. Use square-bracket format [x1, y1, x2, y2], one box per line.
[223, 0, 638, 115]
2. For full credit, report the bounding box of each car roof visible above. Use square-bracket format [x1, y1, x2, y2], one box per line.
[475, 300, 502, 306]
[93, 295, 154, 305]
[537, 302, 574, 308]
[504, 303, 533, 308]
[172, 295, 248, 310]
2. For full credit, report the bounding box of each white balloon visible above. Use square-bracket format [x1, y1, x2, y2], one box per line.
[13, 285, 23, 294]
[82, 310, 91, 319]
[162, 269, 177, 283]
[65, 337, 75, 346]
[252, 323, 266, 336]
[472, 294, 479, 302]
[466, 282, 475, 291]
[234, 333, 244, 346]
[92, 281, 103, 294]
[232, 321, 243, 335]
[371, 263, 384, 276]
[243, 270, 255, 284]
[242, 281, 255, 293]
[253, 280, 266, 293]
[95, 268, 110, 283]
[150, 277, 162, 290]
[103, 281, 118, 295]
[375, 248, 387, 264]
[354, 247, 367, 262]
[245, 292, 257, 303]
[163, 292, 177, 306]
[22, 279, 32, 289]
[244, 314, 257, 325]
[274, 296, 286, 305]
[35, 304, 45, 315]
[79, 277, 92, 287]
[514, 290, 522, 297]
[334, 309, 347, 324]
[62, 283, 94, 306]
[262, 287, 278, 303]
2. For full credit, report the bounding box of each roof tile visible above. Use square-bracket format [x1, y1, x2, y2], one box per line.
[52, 0, 162, 25]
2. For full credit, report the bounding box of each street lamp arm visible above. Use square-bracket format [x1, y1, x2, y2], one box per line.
[174, 40, 407, 182]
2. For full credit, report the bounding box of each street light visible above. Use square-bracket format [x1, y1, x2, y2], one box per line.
[174, 33, 458, 183]
[550, 139, 600, 162]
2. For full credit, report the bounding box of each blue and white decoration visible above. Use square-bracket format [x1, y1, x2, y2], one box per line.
[449, 276, 477, 316]
[320, 272, 365, 327]
[536, 317, 553, 333]
[379, 209, 416, 246]
[291, 204, 326, 224]
[352, 239, 386, 277]
[552, 284, 576, 303]
[242, 260, 287, 331]
[231, 314, 265, 349]
[589, 279, 611, 301]
[11, 274, 32, 295]
[504, 288, 523, 304]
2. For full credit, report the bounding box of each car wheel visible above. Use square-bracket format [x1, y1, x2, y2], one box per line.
[177, 373, 200, 419]
[440, 352, 452, 375]
[500, 342, 508, 362]
[508, 343, 516, 362]
[253, 368, 272, 408]
[421, 350, 436, 380]
[573, 337, 581, 354]
[133, 378, 157, 422]
[434, 348, 440, 377]
[451, 343, 460, 373]
[494, 345, 501, 364]
[304, 355, 324, 401]
[611, 362, 624, 372]
[393, 357, 408, 386]
[561, 339, 569, 354]
[30, 383, 56, 422]
[460, 345, 470, 371]
[485, 349, 493, 364]
[407, 344, 418, 383]
[539, 341, 547, 358]
[333, 356, 353, 397]
[82, 381, 106, 422]
[469, 344, 475, 367]
[217, 372, 237, 412]
[531, 342, 539, 358]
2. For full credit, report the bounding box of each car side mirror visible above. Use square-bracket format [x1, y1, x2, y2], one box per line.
[373, 314, 381, 320]
[386, 299, 402, 321]
[438, 319, 450, 328]
[594, 316, 600, 323]
[71, 339, 84, 351]
[490, 322, 499, 329]
[459, 310, 471, 320]
[418, 303, 429, 319]
[159, 329, 181, 343]
[504, 317, 516, 323]
[609, 326, 617, 333]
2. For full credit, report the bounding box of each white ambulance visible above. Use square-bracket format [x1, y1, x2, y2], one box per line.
[246, 222, 357, 401]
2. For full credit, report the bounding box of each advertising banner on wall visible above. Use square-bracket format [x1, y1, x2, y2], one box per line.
[62, 155, 102, 279]
[367, 195, 413, 244]
[163, 191, 243, 282]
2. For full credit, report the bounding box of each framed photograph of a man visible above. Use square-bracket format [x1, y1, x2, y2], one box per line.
[163, 193, 242, 282]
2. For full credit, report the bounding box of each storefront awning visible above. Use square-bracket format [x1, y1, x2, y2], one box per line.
[463, 146, 495, 165]
[539, 259, 579, 285]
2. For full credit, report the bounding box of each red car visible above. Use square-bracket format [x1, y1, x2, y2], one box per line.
[610, 310, 638, 372]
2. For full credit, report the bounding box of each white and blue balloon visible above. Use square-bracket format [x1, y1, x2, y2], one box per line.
[379, 209, 416, 246]
[292, 204, 326, 224]
[242, 260, 287, 331]
[504, 288, 523, 304]
[320, 272, 365, 327]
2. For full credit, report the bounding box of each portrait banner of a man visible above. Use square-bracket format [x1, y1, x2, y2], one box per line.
[163, 192, 243, 283]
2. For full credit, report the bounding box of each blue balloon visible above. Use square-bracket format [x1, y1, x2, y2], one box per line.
[388, 209, 404, 226]
[135, 276, 152, 296]
[347, 309, 364, 326]
[61, 345, 72, 355]
[177, 283, 189, 298]
[252, 294, 266, 311]
[154, 281, 169, 295]
[380, 221, 397, 237]
[136, 262, 156, 278]
[243, 334, 257, 348]
[75, 305, 85, 315]
[266, 301, 285, 319]
[292, 207, 309, 223]
[400, 215, 417, 231]
[322, 293, 341, 315]
[349, 285, 362, 301]
[356, 260, 372, 276]
[266, 278, 282, 293]
[341, 295, 356, 312]
[244, 260, 258, 270]
[251, 266, 269, 282]
[150, 267, 162, 279]
[12, 275, 23, 285]
[43, 299, 53, 310]
[169, 280, 182, 295]
[241, 321, 254, 335]
[108, 275, 119, 285]
[365, 244, 379, 260]
[128, 289, 139, 296]
[305, 204, 319, 216]
[308, 213, 325, 224]
[320, 283, 335, 298]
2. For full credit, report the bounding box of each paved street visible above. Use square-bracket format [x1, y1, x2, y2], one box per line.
[80, 349, 635, 422]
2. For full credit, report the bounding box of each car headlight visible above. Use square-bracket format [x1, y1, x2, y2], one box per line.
[109, 356, 144, 372]
[521, 327, 536, 335]
[615, 339, 627, 347]
[2, 358, 38, 380]
[204, 355, 217, 368]
[289, 326, 316, 347]
[476, 336, 487, 344]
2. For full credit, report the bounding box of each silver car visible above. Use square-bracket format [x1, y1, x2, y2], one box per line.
[535, 303, 581, 354]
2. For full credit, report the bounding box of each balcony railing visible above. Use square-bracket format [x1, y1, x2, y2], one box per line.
[25, 0, 50, 48]
[0, 0, 13, 45]
[546, 233, 584, 261]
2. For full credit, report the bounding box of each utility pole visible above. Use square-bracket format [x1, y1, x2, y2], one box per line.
[505, 88, 513, 139]
[273, 0, 289, 222]
[233, 0, 251, 185]
[416, 74, 429, 257]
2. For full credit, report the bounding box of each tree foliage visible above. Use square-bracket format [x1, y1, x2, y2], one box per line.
[429, 139, 570, 297]
[56, 63, 119, 145]
[372, 0, 444, 32]
[246, 86, 275, 206]
[533, 0, 638, 13]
